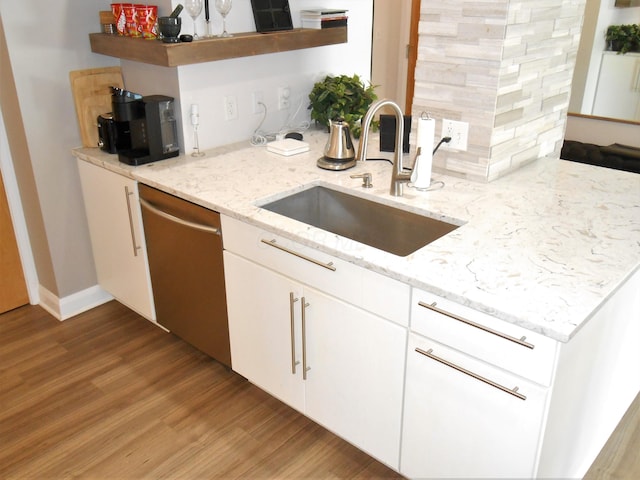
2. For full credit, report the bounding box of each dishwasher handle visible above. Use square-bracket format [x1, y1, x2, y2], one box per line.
[140, 198, 221, 236]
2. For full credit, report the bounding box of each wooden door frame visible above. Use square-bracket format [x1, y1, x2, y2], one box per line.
[405, 0, 420, 114]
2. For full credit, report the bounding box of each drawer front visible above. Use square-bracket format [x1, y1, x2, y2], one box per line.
[222, 215, 410, 326]
[411, 288, 558, 385]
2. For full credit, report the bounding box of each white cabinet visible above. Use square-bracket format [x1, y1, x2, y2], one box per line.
[592, 52, 640, 122]
[77, 160, 155, 321]
[222, 217, 407, 469]
[302, 285, 405, 463]
[400, 288, 556, 478]
[224, 252, 305, 412]
[401, 334, 548, 478]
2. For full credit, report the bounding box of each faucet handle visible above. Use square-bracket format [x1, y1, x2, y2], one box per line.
[350, 172, 373, 188]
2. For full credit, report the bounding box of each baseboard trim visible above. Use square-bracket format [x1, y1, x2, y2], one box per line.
[39, 284, 113, 321]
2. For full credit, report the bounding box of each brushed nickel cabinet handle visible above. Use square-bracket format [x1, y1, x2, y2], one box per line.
[140, 198, 221, 236]
[418, 301, 534, 350]
[261, 239, 336, 271]
[301, 297, 311, 380]
[290, 292, 300, 375]
[415, 347, 527, 401]
[124, 186, 142, 257]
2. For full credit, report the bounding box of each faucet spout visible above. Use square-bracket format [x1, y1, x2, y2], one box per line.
[357, 99, 411, 196]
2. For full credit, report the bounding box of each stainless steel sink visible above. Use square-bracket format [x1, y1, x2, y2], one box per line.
[261, 186, 460, 256]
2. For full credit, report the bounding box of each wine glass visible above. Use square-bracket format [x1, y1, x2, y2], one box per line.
[185, 0, 203, 40]
[215, 0, 232, 38]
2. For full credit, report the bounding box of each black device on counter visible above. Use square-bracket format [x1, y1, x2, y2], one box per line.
[97, 112, 131, 154]
[380, 114, 411, 153]
[108, 92, 180, 166]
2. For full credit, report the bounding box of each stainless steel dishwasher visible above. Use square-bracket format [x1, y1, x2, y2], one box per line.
[138, 184, 231, 367]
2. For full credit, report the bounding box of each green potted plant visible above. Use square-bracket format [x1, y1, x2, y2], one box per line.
[308, 74, 377, 138]
[605, 24, 640, 54]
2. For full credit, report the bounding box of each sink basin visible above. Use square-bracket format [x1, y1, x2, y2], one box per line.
[260, 186, 460, 256]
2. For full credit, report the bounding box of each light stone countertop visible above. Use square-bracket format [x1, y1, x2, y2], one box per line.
[73, 128, 640, 342]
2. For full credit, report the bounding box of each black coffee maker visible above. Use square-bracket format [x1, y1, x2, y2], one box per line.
[109, 89, 180, 165]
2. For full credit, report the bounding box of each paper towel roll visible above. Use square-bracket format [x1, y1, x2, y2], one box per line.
[416, 116, 434, 154]
[412, 117, 435, 189]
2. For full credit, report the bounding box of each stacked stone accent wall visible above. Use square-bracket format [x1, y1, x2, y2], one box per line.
[413, 0, 586, 181]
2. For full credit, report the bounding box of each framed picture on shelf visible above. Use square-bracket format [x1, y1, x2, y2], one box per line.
[250, 0, 293, 33]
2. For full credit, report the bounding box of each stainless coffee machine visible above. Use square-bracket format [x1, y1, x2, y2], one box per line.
[109, 91, 180, 165]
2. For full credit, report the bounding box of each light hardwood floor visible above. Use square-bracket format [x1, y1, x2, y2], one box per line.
[1, 301, 638, 479]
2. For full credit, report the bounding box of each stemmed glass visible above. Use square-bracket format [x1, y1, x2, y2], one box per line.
[185, 0, 203, 40]
[215, 0, 233, 38]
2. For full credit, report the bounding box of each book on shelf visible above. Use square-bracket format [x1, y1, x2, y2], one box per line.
[300, 9, 348, 18]
[301, 9, 348, 30]
[301, 18, 348, 29]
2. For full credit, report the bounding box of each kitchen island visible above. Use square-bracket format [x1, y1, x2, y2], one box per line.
[73, 128, 640, 478]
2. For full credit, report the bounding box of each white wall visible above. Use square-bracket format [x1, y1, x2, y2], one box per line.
[577, 0, 640, 113]
[0, 0, 119, 299]
[123, 0, 374, 152]
[0, 0, 372, 308]
[0, 105, 38, 301]
[565, 114, 640, 146]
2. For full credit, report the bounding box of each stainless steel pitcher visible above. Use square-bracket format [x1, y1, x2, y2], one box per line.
[324, 119, 355, 161]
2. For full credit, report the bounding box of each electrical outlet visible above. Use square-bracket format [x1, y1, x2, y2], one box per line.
[442, 119, 469, 151]
[252, 91, 264, 114]
[278, 86, 291, 110]
[224, 95, 238, 121]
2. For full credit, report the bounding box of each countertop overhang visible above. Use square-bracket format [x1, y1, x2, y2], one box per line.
[73, 129, 640, 342]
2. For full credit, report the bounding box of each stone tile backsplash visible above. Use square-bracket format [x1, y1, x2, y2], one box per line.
[413, 0, 586, 182]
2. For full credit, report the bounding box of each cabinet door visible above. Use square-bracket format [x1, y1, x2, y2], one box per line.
[224, 251, 305, 412]
[77, 160, 155, 320]
[304, 287, 406, 469]
[401, 334, 548, 479]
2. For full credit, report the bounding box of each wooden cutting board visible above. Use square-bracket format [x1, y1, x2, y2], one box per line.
[69, 66, 124, 148]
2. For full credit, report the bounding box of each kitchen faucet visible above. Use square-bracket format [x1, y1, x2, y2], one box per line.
[357, 99, 411, 196]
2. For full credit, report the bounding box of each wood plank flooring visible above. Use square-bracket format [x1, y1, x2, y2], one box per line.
[584, 387, 640, 479]
[1, 301, 638, 479]
[0, 302, 400, 479]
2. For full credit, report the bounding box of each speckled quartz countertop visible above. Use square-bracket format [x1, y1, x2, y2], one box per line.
[73, 128, 640, 343]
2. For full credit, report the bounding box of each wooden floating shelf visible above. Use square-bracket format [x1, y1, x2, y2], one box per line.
[89, 28, 348, 67]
